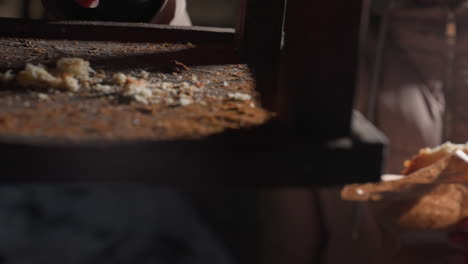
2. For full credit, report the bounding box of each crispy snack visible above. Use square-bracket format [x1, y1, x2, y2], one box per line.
[403, 143, 468, 174]
[341, 142, 468, 230]
[17, 58, 92, 92]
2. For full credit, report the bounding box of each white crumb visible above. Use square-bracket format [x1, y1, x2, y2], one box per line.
[17, 64, 62, 89]
[56, 57, 92, 80]
[139, 71, 150, 79]
[37, 93, 49, 100]
[113, 73, 127, 86]
[179, 97, 193, 106]
[93, 84, 115, 93]
[164, 97, 175, 105]
[160, 82, 174, 90]
[0, 70, 15, 83]
[123, 77, 152, 104]
[227, 92, 252, 101]
[181, 82, 191, 89]
[62, 74, 80, 92]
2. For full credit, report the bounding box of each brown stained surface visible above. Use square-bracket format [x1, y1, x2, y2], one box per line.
[0, 38, 271, 142]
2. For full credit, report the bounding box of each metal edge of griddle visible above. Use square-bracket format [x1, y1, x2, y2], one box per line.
[0, 18, 235, 45]
[0, 125, 268, 184]
[0, 111, 386, 186]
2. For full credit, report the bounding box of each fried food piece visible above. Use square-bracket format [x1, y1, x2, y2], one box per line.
[398, 184, 468, 230]
[341, 142, 468, 230]
[403, 142, 468, 174]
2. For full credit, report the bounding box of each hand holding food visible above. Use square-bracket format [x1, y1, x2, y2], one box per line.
[342, 143, 468, 230]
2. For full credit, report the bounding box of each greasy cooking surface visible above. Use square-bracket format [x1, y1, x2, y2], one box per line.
[0, 38, 271, 142]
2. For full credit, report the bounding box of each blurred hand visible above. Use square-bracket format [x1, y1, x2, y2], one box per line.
[74, 0, 99, 8]
[40, 0, 167, 23]
[41, 0, 190, 26]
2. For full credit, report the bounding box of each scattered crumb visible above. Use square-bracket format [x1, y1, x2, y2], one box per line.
[139, 71, 150, 79]
[165, 97, 175, 105]
[0, 70, 15, 83]
[179, 97, 193, 106]
[37, 93, 49, 100]
[93, 84, 114, 93]
[123, 77, 153, 104]
[160, 82, 174, 90]
[95, 69, 106, 78]
[17, 64, 63, 89]
[113, 73, 127, 86]
[4, 57, 256, 109]
[171, 60, 190, 73]
[56, 57, 92, 80]
[61, 73, 80, 92]
[228, 92, 252, 101]
[16, 58, 92, 92]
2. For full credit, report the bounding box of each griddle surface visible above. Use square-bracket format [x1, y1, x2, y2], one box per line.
[0, 37, 270, 142]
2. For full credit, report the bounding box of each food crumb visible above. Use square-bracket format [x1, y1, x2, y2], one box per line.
[179, 97, 193, 106]
[0, 70, 15, 83]
[61, 74, 80, 92]
[56, 57, 92, 80]
[17, 64, 62, 89]
[113, 73, 127, 86]
[165, 97, 175, 105]
[228, 92, 252, 101]
[171, 60, 190, 73]
[37, 93, 49, 100]
[93, 84, 115, 93]
[3, 57, 258, 111]
[123, 77, 152, 104]
[139, 70, 150, 79]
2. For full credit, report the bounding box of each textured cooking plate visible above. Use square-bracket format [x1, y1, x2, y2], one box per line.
[0, 19, 268, 142]
[0, 19, 283, 182]
[0, 40, 269, 143]
[0, 21, 269, 137]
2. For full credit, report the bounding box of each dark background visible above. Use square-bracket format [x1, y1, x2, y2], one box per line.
[0, 0, 239, 27]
